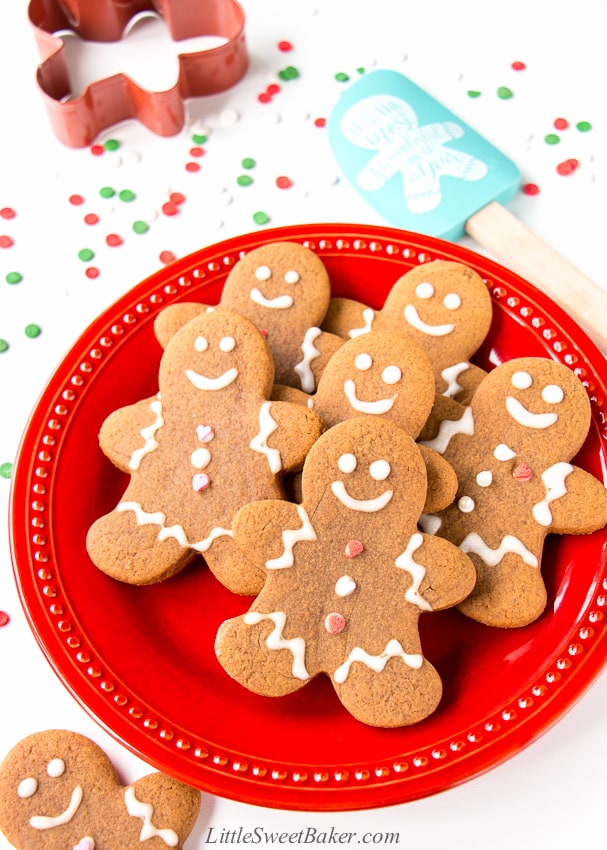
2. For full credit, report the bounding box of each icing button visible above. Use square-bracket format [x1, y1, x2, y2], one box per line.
[344, 539, 364, 558]
[513, 463, 533, 481]
[192, 473, 211, 492]
[325, 613, 346, 634]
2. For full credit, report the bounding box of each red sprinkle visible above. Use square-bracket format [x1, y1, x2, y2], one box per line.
[267, 83, 281, 96]
[276, 175, 293, 189]
[69, 194, 85, 206]
[557, 158, 579, 175]
[0, 235, 14, 248]
[511, 60, 526, 71]
[0, 611, 9, 628]
[523, 182, 540, 196]
[345, 539, 364, 559]
[84, 213, 100, 225]
[162, 202, 179, 216]
[90, 144, 105, 156]
[0, 207, 16, 219]
[189, 146, 205, 157]
[185, 162, 201, 173]
[160, 250, 177, 264]
[513, 463, 533, 482]
[554, 117, 569, 130]
[170, 192, 186, 205]
[278, 40, 293, 52]
[106, 233, 123, 247]
[314, 117, 326, 128]
[258, 91, 273, 103]
[85, 267, 100, 279]
[325, 612, 346, 635]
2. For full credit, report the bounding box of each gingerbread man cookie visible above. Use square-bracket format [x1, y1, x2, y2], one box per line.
[154, 241, 344, 392]
[420, 357, 607, 627]
[87, 309, 323, 595]
[0, 730, 200, 850]
[215, 416, 476, 727]
[272, 330, 457, 512]
[323, 260, 492, 404]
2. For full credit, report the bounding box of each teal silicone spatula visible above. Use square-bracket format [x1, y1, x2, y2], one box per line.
[328, 69, 607, 353]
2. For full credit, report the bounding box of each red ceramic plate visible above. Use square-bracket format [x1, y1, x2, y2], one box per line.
[10, 224, 607, 811]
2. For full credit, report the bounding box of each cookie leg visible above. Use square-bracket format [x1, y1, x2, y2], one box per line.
[86, 509, 194, 585]
[457, 553, 547, 628]
[215, 614, 312, 697]
[333, 653, 443, 727]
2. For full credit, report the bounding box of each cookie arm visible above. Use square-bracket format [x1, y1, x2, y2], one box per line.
[233, 500, 316, 573]
[417, 445, 458, 512]
[408, 534, 477, 611]
[265, 401, 324, 471]
[545, 467, 607, 535]
[322, 296, 374, 339]
[99, 395, 163, 473]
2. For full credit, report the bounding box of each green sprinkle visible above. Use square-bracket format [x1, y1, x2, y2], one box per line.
[467, 90, 481, 98]
[544, 133, 560, 145]
[192, 133, 208, 144]
[0, 462, 12, 479]
[253, 211, 270, 225]
[0, 339, 8, 353]
[241, 157, 256, 169]
[278, 65, 300, 81]
[237, 174, 254, 187]
[132, 220, 149, 234]
[119, 189, 136, 202]
[497, 86, 513, 99]
[99, 186, 116, 198]
[356, 67, 366, 75]
[335, 72, 350, 82]
[5, 271, 22, 284]
[104, 138, 120, 151]
[78, 248, 94, 262]
[576, 120, 592, 132]
[24, 323, 41, 339]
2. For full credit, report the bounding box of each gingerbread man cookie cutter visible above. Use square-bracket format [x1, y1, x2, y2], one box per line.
[28, 0, 249, 147]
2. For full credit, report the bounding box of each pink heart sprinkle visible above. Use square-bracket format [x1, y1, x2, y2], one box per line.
[345, 539, 364, 558]
[325, 612, 346, 635]
[196, 424, 214, 443]
[73, 839, 94, 850]
[192, 473, 210, 492]
[513, 463, 533, 482]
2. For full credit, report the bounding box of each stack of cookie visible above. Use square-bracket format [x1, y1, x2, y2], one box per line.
[85, 242, 607, 728]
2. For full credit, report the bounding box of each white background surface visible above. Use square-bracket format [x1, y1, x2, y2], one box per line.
[1, 1, 606, 847]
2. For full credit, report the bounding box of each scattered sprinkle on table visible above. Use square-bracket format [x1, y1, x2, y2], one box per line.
[0, 340, 8, 353]
[576, 120, 592, 132]
[523, 182, 540, 195]
[0, 207, 16, 219]
[100, 186, 116, 199]
[106, 233, 123, 247]
[0, 235, 14, 248]
[119, 189, 136, 202]
[78, 248, 95, 262]
[84, 213, 100, 225]
[24, 323, 41, 338]
[253, 211, 270, 225]
[276, 175, 293, 189]
[5, 271, 22, 284]
[511, 60, 526, 71]
[85, 267, 100, 279]
[554, 117, 569, 130]
[185, 162, 201, 173]
[335, 72, 350, 82]
[0, 462, 12, 479]
[544, 133, 560, 145]
[278, 66, 300, 81]
[0, 611, 9, 628]
[557, 158, 579, 175]
[497, 86, 513, 99]
[104, 138, 120, 151]
[278, 40, 293, 52]
[467, 90, 481, 98]
[69, 194, 85, 206]
[132, 220, 149, 234]
[237, 174, 254, 187]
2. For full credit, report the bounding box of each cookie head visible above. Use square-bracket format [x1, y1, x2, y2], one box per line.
[221, 241, 331, 331]
[314, 331, 435, 434]
[159, 309, 274, 404]
[384, 261, 492, 364]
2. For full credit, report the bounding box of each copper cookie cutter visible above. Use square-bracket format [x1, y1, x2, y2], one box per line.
[28, 0, 249, 147]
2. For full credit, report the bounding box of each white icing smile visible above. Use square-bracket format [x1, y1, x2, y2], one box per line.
[343, 379, 397, 414]
[250, 287, 294, 309]
[505, 396, 558, 429]
[29, 785, 84, 830]
[331, 480, 393, 512]
[185, 367, 238, 391]
[403, 304, 455, 336]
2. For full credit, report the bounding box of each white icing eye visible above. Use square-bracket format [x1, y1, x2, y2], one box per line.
[369, 459, 391, 481]
[381, 365, 401, 385]
[255, 265, 272, 281]
[219, 336, 236, 352]
[194, 336, 208, 352]
[354, 353, 373, 371]
[47, 758, 65, 778]
[338, 453, 357, 474]
[18, 777, 38, 799]
[443, 292, 462, 310]
[511, 370, 533, 390]
[458, 496, 475, 513]
[415, 282, 434, 299]
[284, 270, 300, 284]
[542, 384, 564, 404]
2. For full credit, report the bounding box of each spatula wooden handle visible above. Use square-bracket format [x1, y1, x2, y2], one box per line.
[465, 201, 607, 355]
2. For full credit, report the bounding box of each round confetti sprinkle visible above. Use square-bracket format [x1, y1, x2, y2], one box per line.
[0, 462, 12, 479]
[132, 220, 149, 234]
[69, 194, 85, 206]
[0, 340, 8, 353]
[241, 157, 256, 169]
[278, 40, 293, 51]
[185, 162, 201, 173]
[0, 207, 16, 219]
[523, 182, 540, 195]
[544, 133, 560, 145]
[192, 133, 208, 144]
[511, 60, 526, 71]
[554, 117, 569, 130]
[237, 174, 254, 187]
[119, 189, 136, 202]
[467, 90, 481, 98]
[313, 117, 326, 128]
[253, 211, 270, 225]
[576, 120, 592, 132]
[258, 91, 273, 104]
[84, 213, 99, 225]
[170, 192, 186, 205]
[335, 72, 350, 82]
[0, 611, 9, 627]
[106, 233, 123, 247]
[276, 175, 293, 189]
[556, 158, 579, 175]
[160, 250, 177, 264]
[6, 271, 22, 284]
[85, 267, 100, 279]
[278, 66, 300, 81]
[267, 83, 281, 96]
[78, 248, 94, 262]
[162, 201, 179, 216]
[90, 144, 105, 156]
[497, 86, 513, 99]
[190, 146, 205, 158]
[0, 235, 14, 248]
[25, 324, 41, 338]
[100, 186, 116, 198]
[104, 138, 120, 151]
